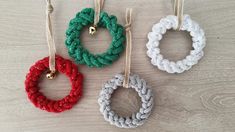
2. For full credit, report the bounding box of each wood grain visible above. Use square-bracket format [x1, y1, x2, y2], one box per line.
[0, 0, 235, 132]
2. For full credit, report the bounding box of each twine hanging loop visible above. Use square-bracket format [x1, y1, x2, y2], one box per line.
[45, 0, 56, 79]
[173, 0, 184, 30]
[89, 0, 105, 35]
[123, 8, 133, 88]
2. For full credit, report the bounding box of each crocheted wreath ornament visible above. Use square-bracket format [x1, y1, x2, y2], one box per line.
[146, 15, 206, 73]
[25, 55, 83, 113]
[65, 8, 126, 68]
[98, 73, 154, 128]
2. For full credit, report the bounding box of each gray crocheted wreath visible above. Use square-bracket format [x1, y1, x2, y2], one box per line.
[98, 73, 154, 128]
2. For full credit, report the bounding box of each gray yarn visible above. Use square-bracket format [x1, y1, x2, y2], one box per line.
[98, 73, 154, 128]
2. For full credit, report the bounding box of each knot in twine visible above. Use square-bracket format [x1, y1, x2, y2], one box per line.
[123, 8, 133, 88]
[125, 21, 131, 32]
[46, 1, 53, 14]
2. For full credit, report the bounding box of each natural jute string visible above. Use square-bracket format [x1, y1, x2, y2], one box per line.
[46, 0, 56, 72]
[123, 8, 133, 88]
[174, 0, 184, 30]
[94, 0, 104, 27]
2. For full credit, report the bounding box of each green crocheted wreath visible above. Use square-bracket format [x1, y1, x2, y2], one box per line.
[65, 8, 125, 68]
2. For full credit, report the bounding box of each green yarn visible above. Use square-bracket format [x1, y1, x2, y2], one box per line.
[65, 8, 126, 68]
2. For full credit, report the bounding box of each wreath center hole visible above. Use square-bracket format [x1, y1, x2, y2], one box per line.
[159, 30, 193, 61]
[80, 27, 112, 54]
[38, 72, 71, 100]
[111, 87, 141, 117]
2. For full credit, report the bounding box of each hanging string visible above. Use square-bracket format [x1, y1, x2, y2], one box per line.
[173, 0, 184, 30]
[123, 8, 133, 88]
[45, 0, 56, 72]
[94, 0, 104, 27]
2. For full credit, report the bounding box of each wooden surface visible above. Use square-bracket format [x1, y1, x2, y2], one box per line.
[0, 0, 235, 131]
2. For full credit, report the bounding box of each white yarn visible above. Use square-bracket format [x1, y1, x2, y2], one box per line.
[146, 15, 206, 73]
[98, 73, 154, 128]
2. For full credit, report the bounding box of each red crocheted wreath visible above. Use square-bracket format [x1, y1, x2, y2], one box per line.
[25, 55, 83, 113]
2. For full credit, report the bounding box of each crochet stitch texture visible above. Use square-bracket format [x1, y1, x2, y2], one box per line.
[65, 8, 126, 68]
[146, 15, 206, 73]
[98, 73, 154, 128]
[25, 55, 83, 113]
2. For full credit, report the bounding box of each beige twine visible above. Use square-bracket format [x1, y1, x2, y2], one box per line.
[46, 0, 56, 72]
[94, 0, 104, 27]
[173, 0, 184, 30]
[123, 8, 133, 88]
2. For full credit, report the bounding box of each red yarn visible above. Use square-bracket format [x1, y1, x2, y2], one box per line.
[25, 55, 83, 113]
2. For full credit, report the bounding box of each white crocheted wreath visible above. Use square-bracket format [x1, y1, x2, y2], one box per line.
[146, 15, 206, 73]
[98, 73, 154, 128]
